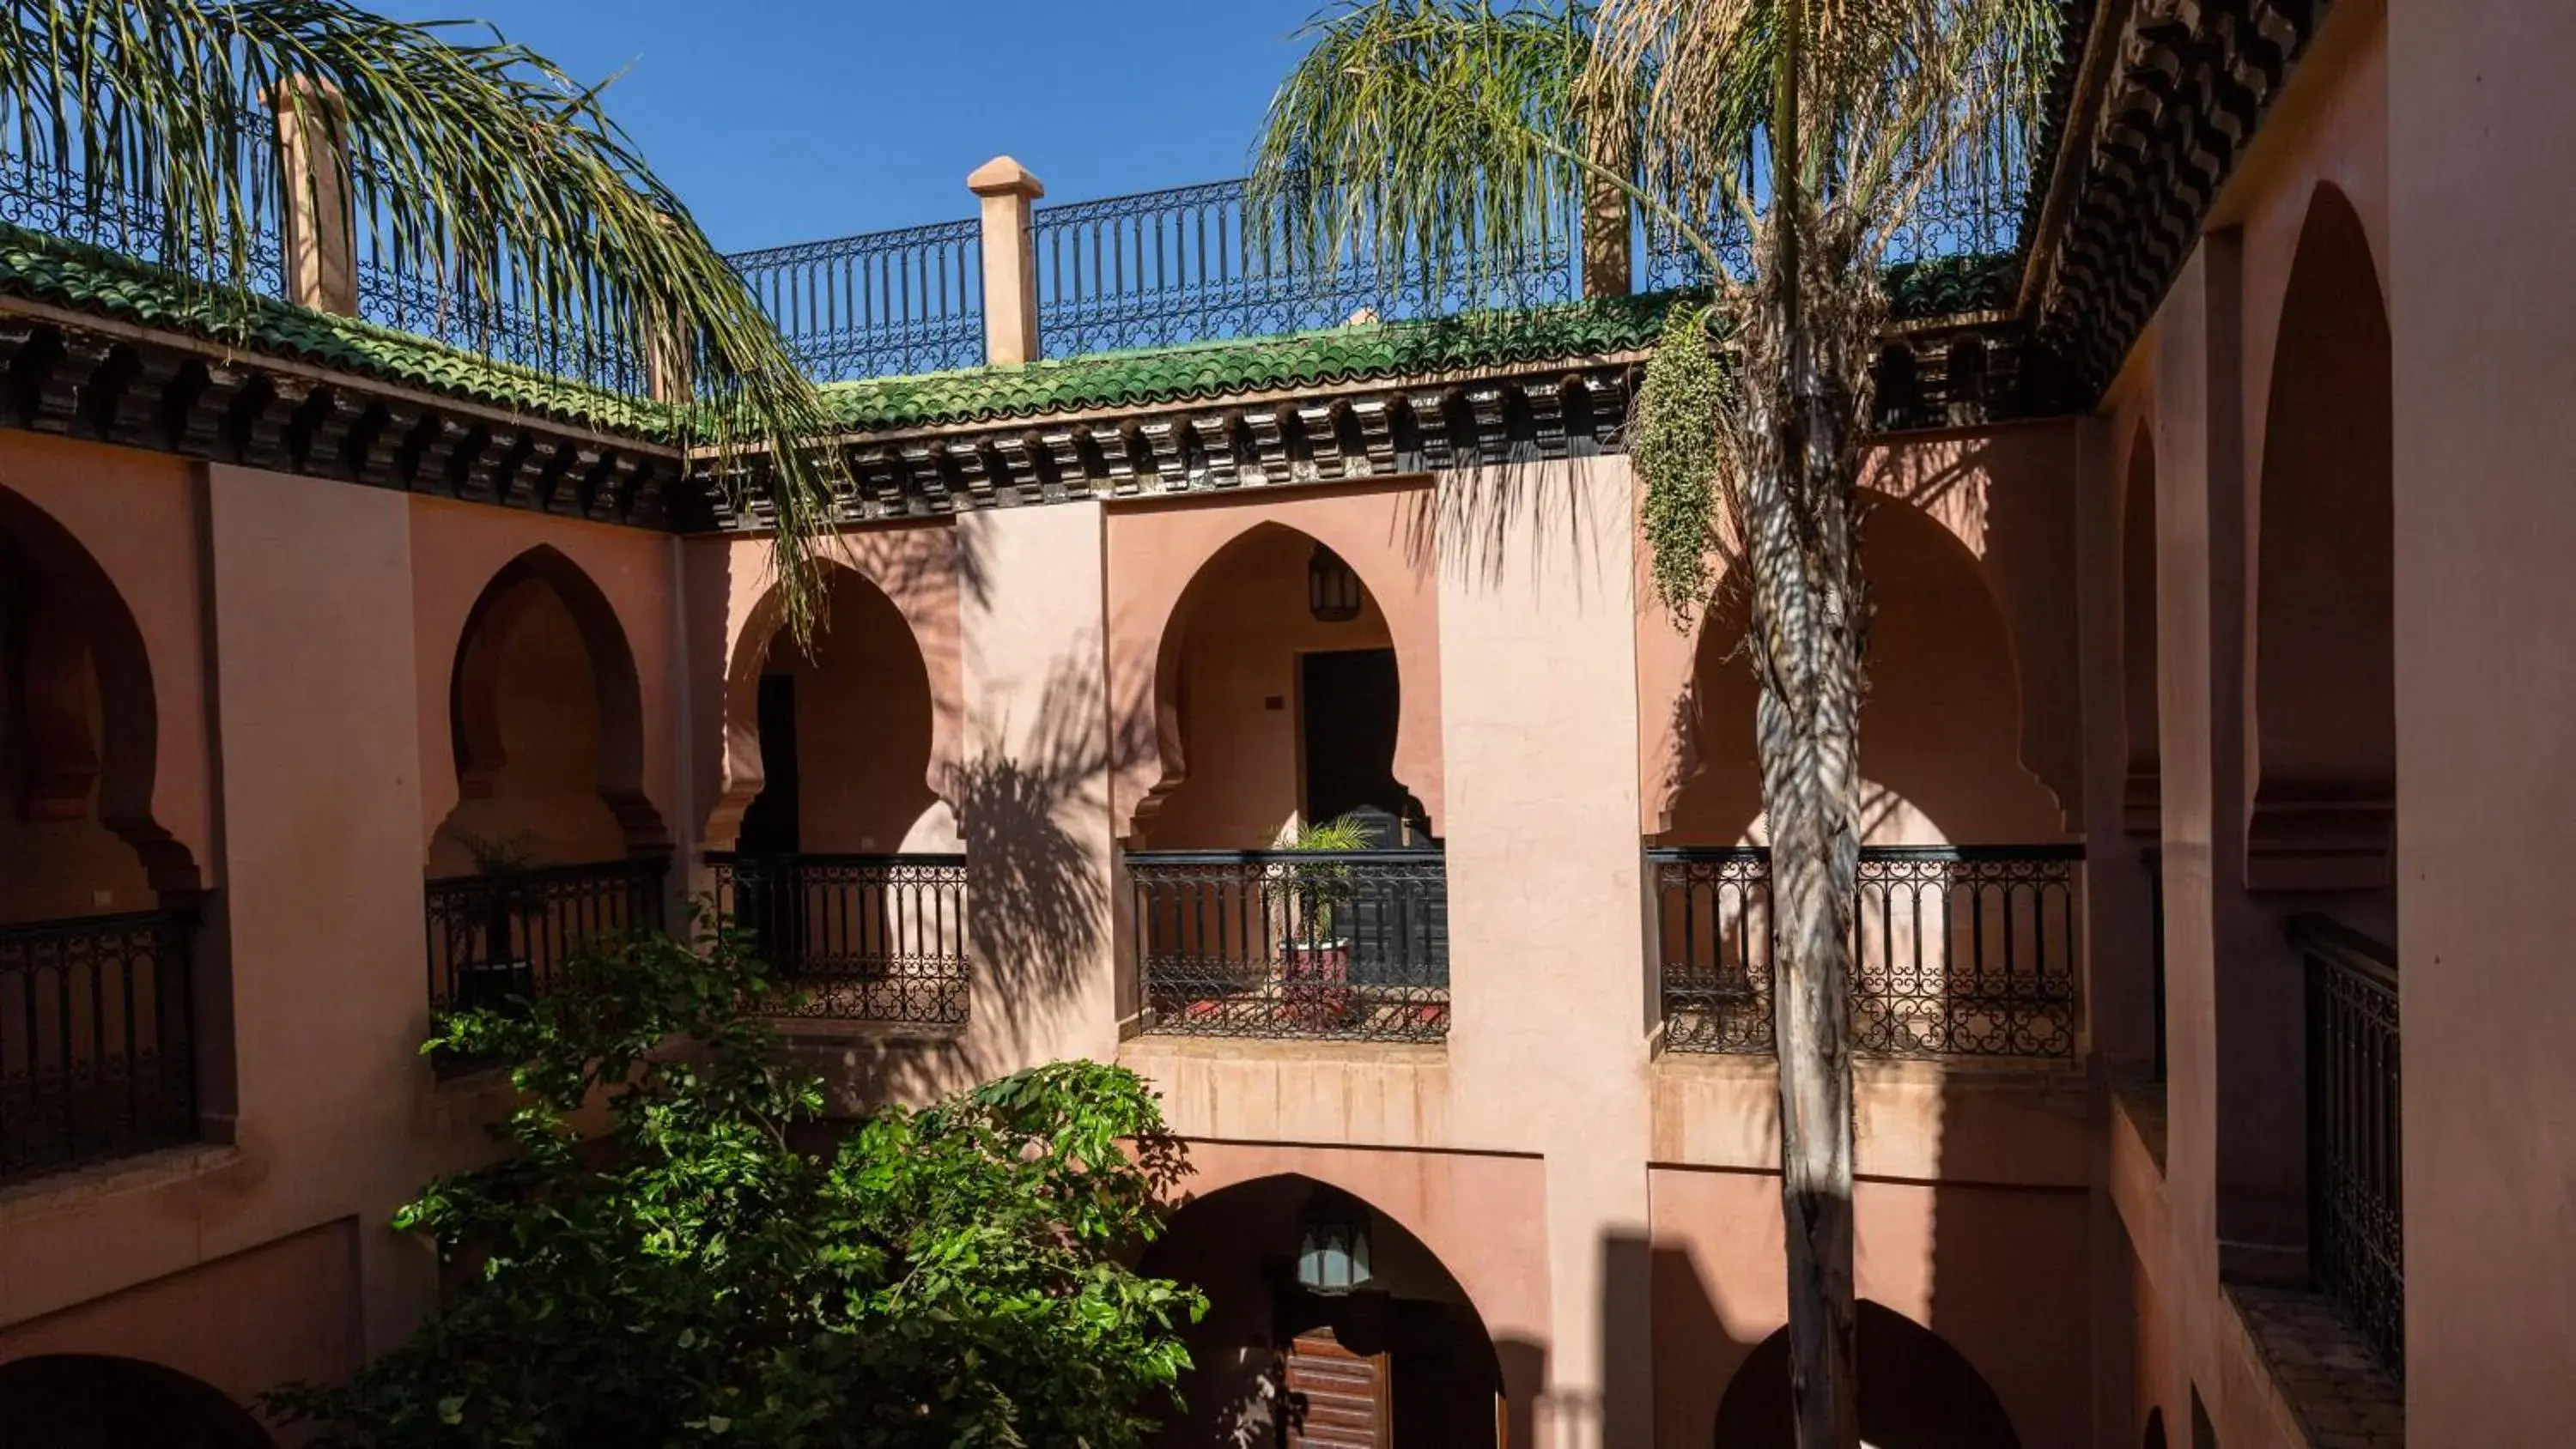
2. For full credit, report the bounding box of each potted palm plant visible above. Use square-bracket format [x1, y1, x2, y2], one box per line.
[1280, 815, 1372, 1030]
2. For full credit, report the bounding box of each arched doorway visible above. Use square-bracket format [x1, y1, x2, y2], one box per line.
[0, 487, 201, 1181]
[720, 564, 965, 1028]
[425, 547, 666, 1016]
[2144, 1407, 2169, 1449]
[1654, 503, 2080, 1061]
[1139, 522, 1430, 850]
[1710, 1301, 2020, 1447]
[2248, 184, 2395, 894]
[1143, 1173, 1504, 1447]
[1127, 524, 1448, 1042]
[0, 1355, 275, 1448]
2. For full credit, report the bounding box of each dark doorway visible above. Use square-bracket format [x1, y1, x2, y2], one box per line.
[738, 672, 800, 855]
[1299, 649, 1419, 837]
[1712, 1301, 2020, 1447]
[0, 1355, 276, 1449]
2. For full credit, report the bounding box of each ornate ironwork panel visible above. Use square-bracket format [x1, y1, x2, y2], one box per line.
[0, 127, 283, 296]
[423, 855, 668, 1018]
[2297, 914, 2403, 1379]
[0, 907, 198, 1185]
[1651, 844, 2083, 1062]
[726, 220, 984, 383]
[709, 853, 970, 1028]
[1128, 849, 1449, 1043]
[1034, 177, 1575, 359]
[1639, 151, 2027, 294]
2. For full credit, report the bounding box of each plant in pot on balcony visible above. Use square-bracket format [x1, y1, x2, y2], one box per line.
[453, 831, 541, 1012]
[1280, 815, 1371, 1031]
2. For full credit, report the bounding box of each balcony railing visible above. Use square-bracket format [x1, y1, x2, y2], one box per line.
[1129, 849, 1449, 1043]
[726, 220, 984, 383]
[2294, 913, 2403, 1379]
[0, 907, 198, 1185]
[423, 856, 668, 1018]
[1650, 844, 2083, 1062]
[1031, 177, 1574, 359]
[708, 852, 970, 1028]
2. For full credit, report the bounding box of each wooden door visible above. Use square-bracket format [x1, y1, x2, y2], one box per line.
[1284, 1327, 1391, 1448]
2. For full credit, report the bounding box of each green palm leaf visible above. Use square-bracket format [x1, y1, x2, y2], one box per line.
[0, 0, 841, 637]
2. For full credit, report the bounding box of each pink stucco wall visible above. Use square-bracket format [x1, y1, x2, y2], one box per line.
[2386, 0, 2576, 1439]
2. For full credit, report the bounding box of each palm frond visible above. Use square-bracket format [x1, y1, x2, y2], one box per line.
[0, 0, 841, 638]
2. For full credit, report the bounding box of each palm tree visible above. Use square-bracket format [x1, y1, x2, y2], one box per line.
[0, 0, 839, 634]
[1254, 2, 2053, 1443]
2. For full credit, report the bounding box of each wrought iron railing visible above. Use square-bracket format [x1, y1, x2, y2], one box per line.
[1650, 844, 2083, 1061]
[708, 852, 970, 1028]
[726, 219, 984, 383]
[1031, 177, 1574, 357]
[2295, 913, 2403, 1379]
[1128, 849, 1449, 1042]
[0, 907, 198, 1184]
[0, 128, 285, 297]
[422, 856, 668, 1018]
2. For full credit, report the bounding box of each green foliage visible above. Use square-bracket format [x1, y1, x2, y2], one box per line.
[266, 918, 1205, 1448]
[1631, 302, 1730, 615]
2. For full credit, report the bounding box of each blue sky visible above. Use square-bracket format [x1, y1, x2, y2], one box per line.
[372, 1, 1325, 253]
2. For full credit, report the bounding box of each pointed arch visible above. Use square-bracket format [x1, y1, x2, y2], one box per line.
[1661, 497, 2065, 847]
[2248, 183, 2394, 890]
[1127, 516, 1438, 844]
[443, 544, 665, 854]
[1712, 1300, 2022, 1446]
[704, 554, 961, 852]
[0, 482, 197, 894]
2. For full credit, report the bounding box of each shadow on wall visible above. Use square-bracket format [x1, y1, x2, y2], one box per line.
[793, 639, 1158, 1108]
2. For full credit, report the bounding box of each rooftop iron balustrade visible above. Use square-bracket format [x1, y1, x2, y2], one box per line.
[2294, 912, 2403, 1379]
[422, 855, 668, 1022]
[1129, 848, 1449, 1043]
[1650, 844, 2083, 1062]
[708, 852, 970, 1029]
[0, 906, 199, 1185]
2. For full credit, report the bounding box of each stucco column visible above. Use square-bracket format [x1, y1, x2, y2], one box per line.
[270, 78, 358, 316]
[203, 464, 436, 1352]
[968, 156, 1045, 367]
[1436, 454, 1652, 1446]
[2071, 414, 2156, 1076]
[2389, 2, 2576, 1438]
[955, 500, 1121, 1069]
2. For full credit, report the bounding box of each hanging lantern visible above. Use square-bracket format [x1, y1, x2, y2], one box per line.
[1308, 544, 1363, 623]
[1295, 1187, 1374, 1295]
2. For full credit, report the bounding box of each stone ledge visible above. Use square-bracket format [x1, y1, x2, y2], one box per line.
[0, 1143, 243, 1224]
[2227, 1281, 2406, 1449]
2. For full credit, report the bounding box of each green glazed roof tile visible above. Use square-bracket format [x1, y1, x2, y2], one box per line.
[0, 222, 678, 439]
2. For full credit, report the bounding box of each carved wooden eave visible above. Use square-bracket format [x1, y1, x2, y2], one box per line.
[682, 353, 1649, 534]
[0, 294, 685, 527]
[2021, 0, 2330, 401]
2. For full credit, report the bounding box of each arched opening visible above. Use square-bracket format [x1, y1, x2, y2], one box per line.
[1128, 524, 1448, 1041]
[1142, 1173, 1504, 1447]
[2144, 1407, 2169, 1449]
[1711, 1300, 2020, 1447]
[720, 565, 965, 1028]
[1139, 522, 1429, 850]
[0, 487, 202, 1181]
[425, 547, 666, 1016]
[2249, 184, 2395, 894]
[1655, 503, 2080, 1060]
[0, 1354, 275, 1448]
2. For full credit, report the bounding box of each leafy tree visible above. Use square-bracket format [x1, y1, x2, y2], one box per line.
[268, 918, 1204, 1448]
[0, 0, 840, 634]
[1254, 2, 2052, 1442]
